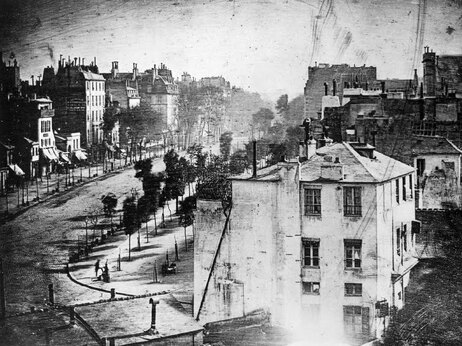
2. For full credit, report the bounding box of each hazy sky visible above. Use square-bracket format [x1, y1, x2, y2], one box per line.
[1, 0, 461, 101]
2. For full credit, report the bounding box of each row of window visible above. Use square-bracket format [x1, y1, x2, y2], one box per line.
[302, 282, 363, 296]
[303, 239, 362, 269]
[395, 175, 413, 203]
[40, 120, 51, 133]
[87, 95, 105, 107]
[90, 109, 103, 122]
[41, 138, 53, 147]
[304, 187, 362, 217]
[87, 81, 104, 92]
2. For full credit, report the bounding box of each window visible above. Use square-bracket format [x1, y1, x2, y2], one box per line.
[343, 306, 369, 335]
[409, 175, 413, 198]
[402, 177, 406, 201]
[344, 187, 361, 216]
[395, 179, 400, 203]
[304, 188, 321, 215]
[403, 225, 407, 252]
[416, 159, 425, 177]
[345, 283, 362, 296]
[344, 240, 361, 269]
[303, 239, 319, 267]
[302, 282, 320, 295]
[396, 228, 401, 256]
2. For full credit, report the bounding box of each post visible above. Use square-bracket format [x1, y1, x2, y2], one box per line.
[35, 170, 39, 200]
[175, 237, 179, 261]
[69, 306, 75, 325]
[149, 298, 159, 332]
[57, 170, 60, 191]
[46, 173, 49, 193]
[88, 162, 91, 178]
[48, 283, 54, 305]
[153, 260, 158, 283]
[118, 249, 121, 271]
[184, 226, 188, 251]
[0, 258, 6, 320]
[110, 288, 116, 299]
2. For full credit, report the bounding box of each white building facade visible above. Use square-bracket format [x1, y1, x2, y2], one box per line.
[195, 142, 419, 345]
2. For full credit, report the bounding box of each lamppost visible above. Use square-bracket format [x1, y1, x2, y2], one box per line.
[84, 216, 89, 248]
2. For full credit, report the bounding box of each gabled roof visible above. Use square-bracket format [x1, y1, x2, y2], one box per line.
[81, 70, 105, 81]
[300, 142, 414, 183]
[411, 136, 462, 156]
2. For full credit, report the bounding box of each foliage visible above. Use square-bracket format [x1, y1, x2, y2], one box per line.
[137, 195, 153, 223]
[252, 108, 274, 137]
[102, 106, 119, 135]
[163, 149, 185, 205]
[229, 149, 249, 175]
[142, 172, 164, 207]
[134, 158, 153, 178]
[285, 125, 305, 157]
[117, 101, 162, 145]
[122, 196, 139, 235]
[275, 94, 289, 115]
[177, 84, 202, 148]
[101, 193, 117, 217]
[196, 154, 231, 206]
[178, 196, 196, 228]
[219, 131, 233, 161]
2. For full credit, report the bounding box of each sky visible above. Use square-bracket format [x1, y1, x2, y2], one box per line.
[0, 0, 461, 101]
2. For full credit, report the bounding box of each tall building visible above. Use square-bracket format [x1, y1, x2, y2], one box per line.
[195, 142, 418, 345]
[42, 56, 106, 150]
[139, 63, 179, 133]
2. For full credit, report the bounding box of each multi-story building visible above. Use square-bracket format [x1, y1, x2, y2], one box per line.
[195, 141, 418, 345]
[139, 63, 179, 134]
[42, 56, 106, 151]
[103, 61, 141, 109]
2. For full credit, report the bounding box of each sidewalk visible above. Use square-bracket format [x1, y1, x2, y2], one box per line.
[66, 204, 195, 311]
[0, 152, 164, 220]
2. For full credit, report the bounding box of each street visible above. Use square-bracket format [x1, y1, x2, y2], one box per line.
[0, 156, 197, 344]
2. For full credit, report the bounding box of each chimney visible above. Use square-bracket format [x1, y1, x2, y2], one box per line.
[420, 82, 423, 99]
[82, 58, 85, 65]
[74, 57, 77, 66]
[252, 140, 257, 178]
[321, 157, 343, 181]
[381, 81, 385, 94]
[324, 82, 328, 96]
[307, 138, 317, 159]
[299, 141, 307, 160]
[333, 79, 337, 96]
[94, 57, 96, 66]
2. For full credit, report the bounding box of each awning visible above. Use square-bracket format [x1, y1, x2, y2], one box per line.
[104, 141, 115, 152]
[8, 164, 25, 176]
[41, 148, 54, 162]
[59, 151, 71, 163]
[49, 147, 60, 161]
[73, 150, 88, 161]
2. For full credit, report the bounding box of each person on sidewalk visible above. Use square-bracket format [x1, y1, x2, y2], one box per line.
[95, 259, 100, 278]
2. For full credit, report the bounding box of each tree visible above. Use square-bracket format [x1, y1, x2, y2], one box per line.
[177, 84, 202, 148]
[163, 149, 185, 212]
[122, 196, 139, 260]
[252, 108, 274, 138]
[118, 101, 162, 161]
[137, 195, 152, 244]
[102, 106, 119, 137]
[101, 193, 118, 233]
[219, 131, 233, 161]
[134, 158, 153, 178]
[178, 196, 196, 251]
[196, 154, 231, 208]
[275, 94, 289, 115]
[229, 149, 248, 175]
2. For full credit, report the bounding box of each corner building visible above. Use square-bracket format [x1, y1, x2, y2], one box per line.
[195, 142, 419, 345]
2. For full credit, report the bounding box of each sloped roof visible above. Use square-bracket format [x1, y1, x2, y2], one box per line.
[81, 70, 105, 81]
[300, 142, 414, 183]
[411, 136, 462, 156]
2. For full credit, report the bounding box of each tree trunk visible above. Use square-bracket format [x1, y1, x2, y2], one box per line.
[153, 213, 157, 235]
[128, 234, 131, 261]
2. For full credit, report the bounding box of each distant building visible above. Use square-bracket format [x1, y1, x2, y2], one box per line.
[102, 61, 141, 109]
[195, 142, 418, 345]
[139, 63, 179, 134]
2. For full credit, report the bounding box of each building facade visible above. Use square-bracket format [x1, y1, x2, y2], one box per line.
[195, 142, 418, 345]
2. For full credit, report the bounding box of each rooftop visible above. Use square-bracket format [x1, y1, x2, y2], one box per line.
[301, 142, 414, 183]
[411, 136, 462, 156]
[81, 70, 105, 81]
